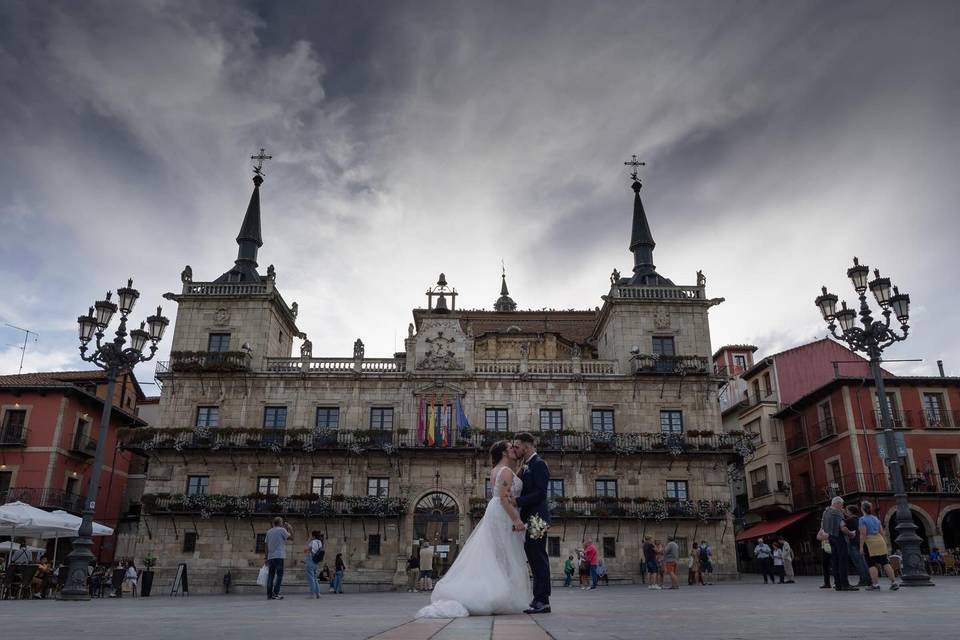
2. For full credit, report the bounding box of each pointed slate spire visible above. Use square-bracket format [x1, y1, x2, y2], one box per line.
[629, 179, 656, 279]
[494, 269, 517, 312]
[215, 174, 265, 283]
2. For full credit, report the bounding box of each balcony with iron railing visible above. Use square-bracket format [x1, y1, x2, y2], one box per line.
[1, 487, 84, 513]
[922, 409, 960, 430]
[0, 426, 28, 447]
[121, 427, 755, 457]
[785, 427, 807, 454]
[469, 495, 730, 520]
[790, 472, 960, 509]
[870, 410, 916, 430]
[156, 351, 252, 376]
[140, 492, 408, 518]
[70, 432, 98, 458]
[814, 416, 838, 442]
[751, 481, 771, 498]
[741, 389, 779, 410]
[630, 354, 711, 376]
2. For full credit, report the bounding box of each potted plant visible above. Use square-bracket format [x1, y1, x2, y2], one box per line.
[141, 554, 157, 597]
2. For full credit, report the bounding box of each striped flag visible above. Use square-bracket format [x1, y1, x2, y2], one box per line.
[417, 397, 426, 443]
[426, 397, 436, 446]
[440, 403, 450, 447]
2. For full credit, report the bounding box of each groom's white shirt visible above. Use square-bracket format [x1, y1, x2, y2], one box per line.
[520, 451, 538, 475]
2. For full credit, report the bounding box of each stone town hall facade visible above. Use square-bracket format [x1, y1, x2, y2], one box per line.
[119, 164, 750, 592]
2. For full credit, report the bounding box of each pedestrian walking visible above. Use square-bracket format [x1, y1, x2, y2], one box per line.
[654, 539, 665, 584]
[578, 551, 590, 588]
[305, 530, 324, 599]
[563, 554, 575, 587]
[688, 543, 703, 585]
[778, 537, 795, 583]
[418, 542, 434, 591]
[643, 536, 661, 590]
[265, 517, 292, 599]
[583, 537, 600, 590]
[406, 548, 420, 592]
[858, 501, 900, 591]
[663, 536, 680, 589]
[819, 497, 858, 591]
[772, 543, 786, 584]
[331, 553, 346, 594]
[699, 540, 714, 584]
[820, 539, 833, 588]
[754, 538, 775, 584]
[844, 505, 872, 586]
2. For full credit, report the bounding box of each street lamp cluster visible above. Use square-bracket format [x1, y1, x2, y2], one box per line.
[814, 257, 931, 586]
[61, 279, 168, 601]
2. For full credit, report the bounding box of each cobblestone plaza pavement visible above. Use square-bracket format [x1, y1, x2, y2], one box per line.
[1, 578, 955, 640]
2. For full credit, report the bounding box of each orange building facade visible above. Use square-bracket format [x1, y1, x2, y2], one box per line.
[0, 371, 147, 562]
[779, 375, 960, 559]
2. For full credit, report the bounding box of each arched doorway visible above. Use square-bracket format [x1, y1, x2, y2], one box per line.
[886, 509, 930, 553]
[942, 509, 960, 549]
[414, 492, 460, 578]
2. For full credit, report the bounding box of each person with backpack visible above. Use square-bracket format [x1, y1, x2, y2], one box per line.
[407, 548, 421, 592]
[699, 541, 714, 585]
[305, 530, 324, 599]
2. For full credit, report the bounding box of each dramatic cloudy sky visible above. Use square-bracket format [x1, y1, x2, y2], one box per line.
[1, 1, 958, 387]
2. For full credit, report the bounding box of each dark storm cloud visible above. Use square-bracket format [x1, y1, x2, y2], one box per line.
[1, 0, 958, 376]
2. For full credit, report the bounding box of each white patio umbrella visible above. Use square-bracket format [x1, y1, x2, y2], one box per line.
[42, 510, 115, 565]
[0, 502, 75, 537]
[0, 502, 78, 565]
[46, 510, 114, 537]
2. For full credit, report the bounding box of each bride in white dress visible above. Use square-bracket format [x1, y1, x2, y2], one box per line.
[416, 440, 533, 618]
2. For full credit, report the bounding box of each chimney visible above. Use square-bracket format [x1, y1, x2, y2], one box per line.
[937, 360, 945, 377]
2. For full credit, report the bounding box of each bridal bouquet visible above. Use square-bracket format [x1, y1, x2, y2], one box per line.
[526, 514, 549, 540]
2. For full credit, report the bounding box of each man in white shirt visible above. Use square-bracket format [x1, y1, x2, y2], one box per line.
[419, 542, 435, 591]
[264, 517, 292, 600]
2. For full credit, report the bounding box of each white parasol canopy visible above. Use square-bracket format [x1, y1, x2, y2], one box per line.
[0, 501, 76, 537]
[47, 510, 114, 537]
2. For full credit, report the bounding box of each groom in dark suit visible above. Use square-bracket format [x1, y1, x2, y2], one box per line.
[512, 432, 552, 614]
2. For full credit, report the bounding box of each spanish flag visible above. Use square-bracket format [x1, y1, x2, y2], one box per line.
[426, 398, 436, 446]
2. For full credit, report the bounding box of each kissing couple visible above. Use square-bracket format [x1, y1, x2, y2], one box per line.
[416, 432, 553, 617]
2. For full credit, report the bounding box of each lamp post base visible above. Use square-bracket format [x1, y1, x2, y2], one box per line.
[893, 507, 934, 587]
[60, 535, 95, 601]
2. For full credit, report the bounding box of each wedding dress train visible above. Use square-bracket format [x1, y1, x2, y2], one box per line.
[416, 469, 532, 617]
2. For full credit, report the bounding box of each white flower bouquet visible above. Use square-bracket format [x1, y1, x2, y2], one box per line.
[526, 514, 549, 540]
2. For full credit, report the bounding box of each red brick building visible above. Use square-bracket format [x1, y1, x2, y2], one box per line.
[776, 374, 960, 567]
[0, 371, 147, 562]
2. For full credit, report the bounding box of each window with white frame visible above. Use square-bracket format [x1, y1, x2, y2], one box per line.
[665, 480, 689, 500]
[367, 477, 389, 497]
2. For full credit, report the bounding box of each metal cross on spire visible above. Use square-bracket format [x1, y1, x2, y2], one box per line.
[623, 154, 645, 182]
[251, 148, 273, 177]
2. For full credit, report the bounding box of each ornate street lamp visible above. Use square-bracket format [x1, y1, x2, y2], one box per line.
[60, 279, 168, 600]
[815, 258, 931, 587]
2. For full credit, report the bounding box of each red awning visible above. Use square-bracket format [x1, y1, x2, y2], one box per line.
[735, 512, 810, 542]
